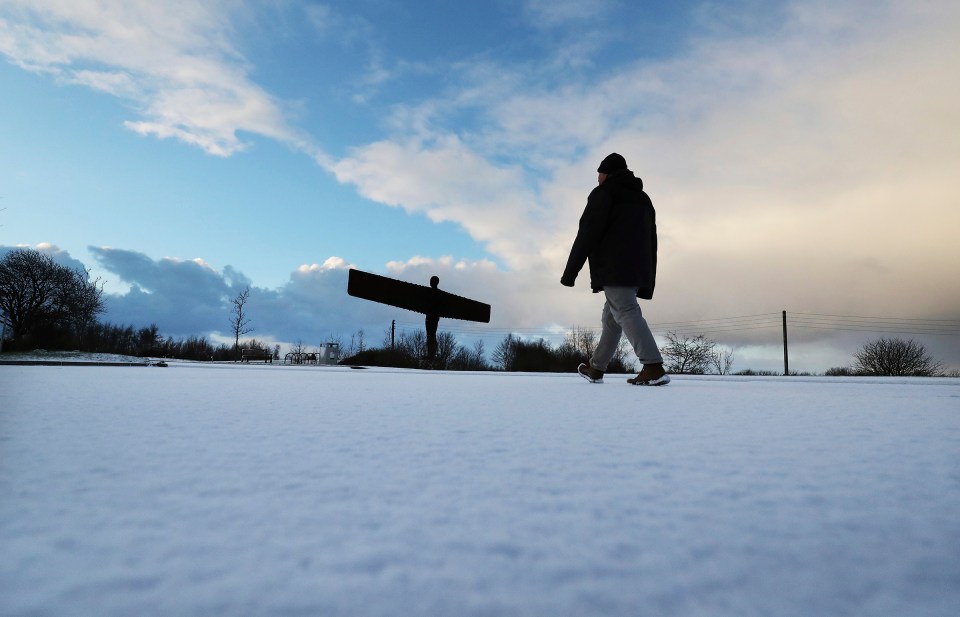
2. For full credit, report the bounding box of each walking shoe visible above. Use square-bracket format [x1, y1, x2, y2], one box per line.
[627, 363, 671, 386]
[578, 362, 604, 383]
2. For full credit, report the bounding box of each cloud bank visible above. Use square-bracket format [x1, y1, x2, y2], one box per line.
[85, 247, 365, 343]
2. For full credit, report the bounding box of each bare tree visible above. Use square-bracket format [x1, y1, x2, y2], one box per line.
[344, 328, 367, 358]
[448, 338, 487, 371]
[562, 326, 633, 372]
[433, 331, 459, 368]
[0, 249, 63, 340]
[564, 325, 597, 359]
[66, 267, 105, 347]
[711, 347, 735, 375]
[493, 333, 517, 371]
[400, 329, 427, 360]
[472, 339, 487, 369]
[660, 331, 716, 374]
[0, 248, 103, 344]
[854, 338, 944, 376]
[229, 285, 253, 359]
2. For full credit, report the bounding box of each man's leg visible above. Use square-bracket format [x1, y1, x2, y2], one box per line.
[589, 296, 623, 372]
[603, 287, 663, 364]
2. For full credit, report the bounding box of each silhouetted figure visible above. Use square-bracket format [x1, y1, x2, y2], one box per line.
[347, 269, 491, 367]
[426, 276, 441, 361]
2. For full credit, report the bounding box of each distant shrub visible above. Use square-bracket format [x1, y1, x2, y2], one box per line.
[660, 331, 714, 374]
[825, 366, 860, 377]
[734, 369, 780, 376]
[854, 337, 944, 376]
[342, 348, 420, 369]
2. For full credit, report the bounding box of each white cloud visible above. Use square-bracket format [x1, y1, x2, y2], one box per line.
[0, 0, 311, 156]
[385, 255, 500, 279]
[331, 135, 555, 271]
[298, 257, 354, 273]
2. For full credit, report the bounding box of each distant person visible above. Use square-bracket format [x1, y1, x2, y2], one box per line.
[561, 153, 670, 386]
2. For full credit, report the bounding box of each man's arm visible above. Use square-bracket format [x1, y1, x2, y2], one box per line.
[561, 188, 611, 286]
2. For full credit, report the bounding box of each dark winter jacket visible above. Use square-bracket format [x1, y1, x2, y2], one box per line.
[561, 169, 657, 299]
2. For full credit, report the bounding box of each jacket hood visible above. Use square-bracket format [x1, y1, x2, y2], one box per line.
[606, 169, 643, 191]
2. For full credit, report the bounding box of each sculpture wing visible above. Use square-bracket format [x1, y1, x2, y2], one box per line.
[347, 269, 490, 323]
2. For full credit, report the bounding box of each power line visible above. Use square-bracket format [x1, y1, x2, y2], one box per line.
[792, 311, 960, 324]
[655, 323, 783, 334]
[649, 313, 781, 327]
[790, 319, 959, 331]
[787, 313, 960, 336]
[789, 323, 960, 336]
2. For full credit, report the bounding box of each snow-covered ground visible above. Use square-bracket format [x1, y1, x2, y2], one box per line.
[2, 362, 958, 617]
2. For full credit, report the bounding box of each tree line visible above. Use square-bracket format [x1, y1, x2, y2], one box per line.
[342, 325, 635, 373]
[345, 325, 949, 377]
[81, 322, 276, 362]
[344, 326, 737, 374]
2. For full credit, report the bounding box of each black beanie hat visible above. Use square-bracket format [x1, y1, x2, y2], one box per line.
[597, 152, 628, 174]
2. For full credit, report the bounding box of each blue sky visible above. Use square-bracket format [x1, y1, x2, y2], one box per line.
[2, 0, 959, 371]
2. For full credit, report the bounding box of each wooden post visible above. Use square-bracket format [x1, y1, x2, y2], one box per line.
[782, 310, 789, 376]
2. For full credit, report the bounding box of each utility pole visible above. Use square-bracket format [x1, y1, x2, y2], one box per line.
[782, 310, 789, 376]
[391, 319, 396, 352]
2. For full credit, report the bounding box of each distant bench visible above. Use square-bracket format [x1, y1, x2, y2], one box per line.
[241, 349, 273, 363]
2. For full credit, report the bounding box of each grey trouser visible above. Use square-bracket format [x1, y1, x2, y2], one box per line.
[590, 286, 663, 371]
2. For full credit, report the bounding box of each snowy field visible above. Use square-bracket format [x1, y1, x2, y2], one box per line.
[2, 363, 959, 617]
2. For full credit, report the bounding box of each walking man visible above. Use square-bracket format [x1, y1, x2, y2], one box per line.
[561, 153, 670, 386]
